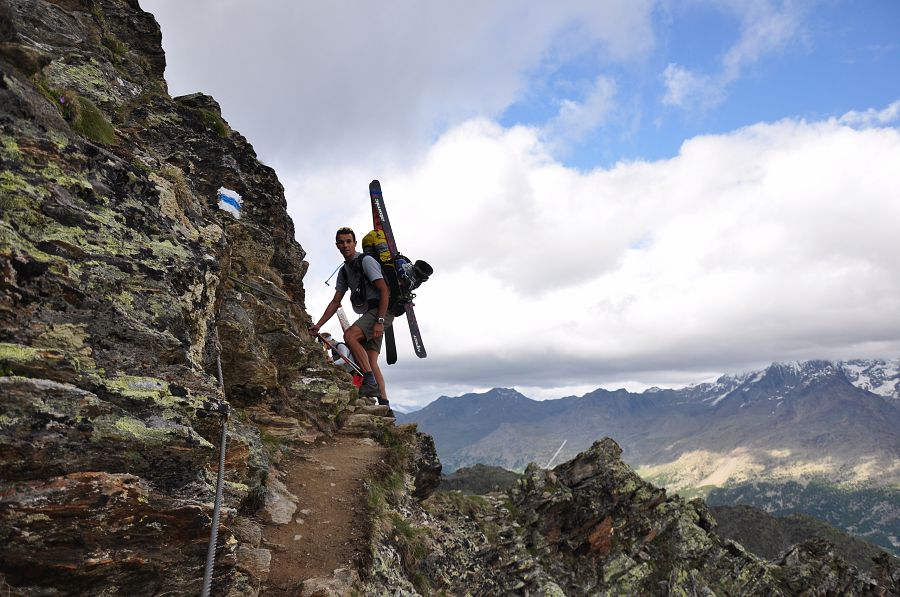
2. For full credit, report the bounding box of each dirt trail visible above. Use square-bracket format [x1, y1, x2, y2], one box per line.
[261, 435, 386, 595]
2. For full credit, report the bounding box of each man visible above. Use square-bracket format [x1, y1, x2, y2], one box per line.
[309, 227, 394, 403]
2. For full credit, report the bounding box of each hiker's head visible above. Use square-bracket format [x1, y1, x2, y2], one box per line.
[335, 227, 356, 242]
[335, 227, 357, 260]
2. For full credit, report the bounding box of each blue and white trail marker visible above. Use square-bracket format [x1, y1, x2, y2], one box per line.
[217, 187, 243, 219]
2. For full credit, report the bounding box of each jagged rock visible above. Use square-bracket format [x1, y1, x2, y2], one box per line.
[0, 472, 212, 595]
[775, 538, 883, 595]
[338, 413, 394, 435]
[407, 428, 442, 500]
[235, 545, 272, 582]
[298, 567, 359, 596]
[361, 435, 897, 596]
[262, 475, 298, 525]
[357, 404, 393, 416]
[230, 517, 263, 548]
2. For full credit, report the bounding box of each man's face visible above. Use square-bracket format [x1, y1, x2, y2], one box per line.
[335, 233, 357, 260]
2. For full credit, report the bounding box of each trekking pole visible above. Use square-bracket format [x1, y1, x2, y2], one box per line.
[316, 333, 365, 377]
[336, 307, 351, 332]
[324, 262, 342, 286]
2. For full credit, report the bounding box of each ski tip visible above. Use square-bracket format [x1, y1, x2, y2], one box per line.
[369, 179, 381, 189]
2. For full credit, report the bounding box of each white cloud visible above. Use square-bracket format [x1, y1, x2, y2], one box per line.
[720, 0, 805, 79]
[661, 0, 806, 111]
[298, 112, 900, 407]
[661, 63, 722, 109]
[543, 75, 618, 149]
[840, 100, 900, 127]
[143, 0, 656, 170]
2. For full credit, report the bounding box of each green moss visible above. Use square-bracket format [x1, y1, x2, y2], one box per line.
[100, 374, 209, 416]
[0, 222, 62, 269]
[0, 343, 43, 363]
[0, 171, 41, 213]
[113, 290, 135, 309]
[149, 238, 191, 261]
[72, 96, 116, 144]
[39, 162, 92, 190]
[198, 109, 228, 137]
[145, 110, 182, 128]
[35, 323, 90, 354]
[97, 416, 214, 449]
[113, 417, 179, 444]
[101, 33, 128, 62]
[48, 58, 118, 105]
[33, 77, 59, 105]
[34, 77, 116, 145]
[387, 512, 431, 593]
[225, 480, 250, 493]
[49, 132, 69, 150]
[1, 134, 21, 159]
[102, 374, 168, 399]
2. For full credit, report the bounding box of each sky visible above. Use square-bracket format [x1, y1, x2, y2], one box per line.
[142, 0, 900, 411]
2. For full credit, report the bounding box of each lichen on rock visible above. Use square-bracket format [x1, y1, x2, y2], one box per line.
[0, 1, 352, 594]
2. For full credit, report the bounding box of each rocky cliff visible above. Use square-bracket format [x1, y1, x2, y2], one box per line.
[364, 437, 899, 595]
[0, 0, 364, 594]
[1, 2, 897, 596]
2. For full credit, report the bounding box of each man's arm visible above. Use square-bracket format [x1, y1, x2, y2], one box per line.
[308, 289, 345, 336]
[372, 278, 389, 339]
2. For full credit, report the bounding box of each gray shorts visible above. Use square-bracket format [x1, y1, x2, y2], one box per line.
[354, 308, 395, 353]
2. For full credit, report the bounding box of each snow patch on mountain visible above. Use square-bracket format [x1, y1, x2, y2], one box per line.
[842, 359, 900, 400]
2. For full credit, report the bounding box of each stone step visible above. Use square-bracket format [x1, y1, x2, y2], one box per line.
[357, 404, 393, 417]
[339, 413, 396, 434]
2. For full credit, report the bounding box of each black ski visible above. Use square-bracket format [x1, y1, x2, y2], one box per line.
[369, 180, 427, 359]
[384, 326, 398, 365]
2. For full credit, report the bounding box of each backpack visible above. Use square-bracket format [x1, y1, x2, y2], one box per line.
[354, 229, 432, 316]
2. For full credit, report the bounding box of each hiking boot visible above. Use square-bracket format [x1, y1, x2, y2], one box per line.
[359, 382, 382, 399]
[376, 398, 394, 417]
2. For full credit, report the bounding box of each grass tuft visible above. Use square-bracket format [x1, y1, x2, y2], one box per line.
[199, 109, 228, 137]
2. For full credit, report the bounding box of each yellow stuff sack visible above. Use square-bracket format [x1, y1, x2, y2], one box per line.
[362, 229, 391, 263]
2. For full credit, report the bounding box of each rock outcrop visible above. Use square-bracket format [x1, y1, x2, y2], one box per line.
[0, 0, 356, 593]
[360, 437, 898, 595]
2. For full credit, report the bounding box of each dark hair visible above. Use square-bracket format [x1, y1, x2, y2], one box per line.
[335, 226, 355, 242]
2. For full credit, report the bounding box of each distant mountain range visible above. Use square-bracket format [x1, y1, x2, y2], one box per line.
[401, 359, 899, 483]
[400, 359, 900, 554]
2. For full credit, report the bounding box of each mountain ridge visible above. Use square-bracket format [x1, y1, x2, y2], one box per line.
[400, 359, 900, 482]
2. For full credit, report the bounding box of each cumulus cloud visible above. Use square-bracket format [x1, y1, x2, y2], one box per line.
[291, 113, 900, 408]
[143, 0, 655, 170]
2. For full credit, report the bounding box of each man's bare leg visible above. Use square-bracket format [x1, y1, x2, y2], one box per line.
[343, 325, 372, 374]
[367, 348, 387, 405]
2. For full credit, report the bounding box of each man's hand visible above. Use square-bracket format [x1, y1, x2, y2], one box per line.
[308, 323, 321, 337]
[373, 322, 383, 339]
